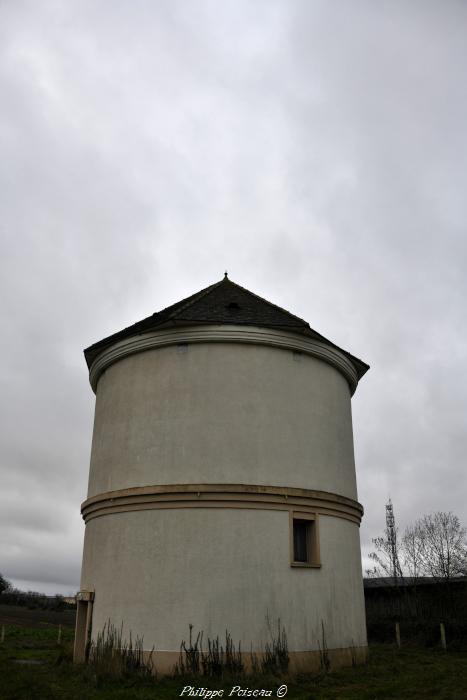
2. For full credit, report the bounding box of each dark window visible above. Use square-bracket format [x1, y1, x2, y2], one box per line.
[293, 520, 309, 562]
[290, 514, 320, 567]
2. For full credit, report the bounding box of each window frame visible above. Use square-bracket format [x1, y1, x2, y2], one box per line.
[289, 511, 321, 568]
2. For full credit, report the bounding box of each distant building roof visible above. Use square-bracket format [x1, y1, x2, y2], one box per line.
[364, 576, 467, 588]
[84, 276, 369, 380]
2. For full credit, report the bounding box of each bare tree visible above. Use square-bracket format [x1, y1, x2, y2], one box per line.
[368, 506, 467, 588]
[401, 523, 424, 582]
[415, 512, 467, 583]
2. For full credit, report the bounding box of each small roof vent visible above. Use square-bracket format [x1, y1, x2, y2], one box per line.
[226, 301, 241, 312]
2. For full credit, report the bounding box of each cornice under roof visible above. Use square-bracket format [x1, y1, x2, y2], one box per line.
[84, 276, 369, 381]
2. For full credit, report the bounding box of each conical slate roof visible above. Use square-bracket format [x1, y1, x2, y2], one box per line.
[84, 276, 369, 380]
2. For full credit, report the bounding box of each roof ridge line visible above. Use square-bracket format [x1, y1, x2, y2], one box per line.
[224, 278, 309, 327]
[169, 278, 225, 320]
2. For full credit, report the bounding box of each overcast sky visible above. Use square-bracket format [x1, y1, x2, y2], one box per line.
[1, 0, 466, 595]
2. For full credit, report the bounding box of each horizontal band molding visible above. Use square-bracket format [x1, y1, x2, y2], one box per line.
[81, 483, 363, 525]
[88, 324, 359, 394]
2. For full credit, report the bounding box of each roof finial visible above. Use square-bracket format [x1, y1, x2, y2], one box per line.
[224, 270, 228, 279]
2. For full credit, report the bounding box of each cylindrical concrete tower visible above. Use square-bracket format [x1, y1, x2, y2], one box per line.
[74, 277, 369, 672]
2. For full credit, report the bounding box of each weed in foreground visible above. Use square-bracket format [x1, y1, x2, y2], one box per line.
[262, 618, 289, 675]
[317, 620, 330, 674]
[175, 619, 288, 679]
[89, 620, 155, 679]
[175, 623, 203, 675]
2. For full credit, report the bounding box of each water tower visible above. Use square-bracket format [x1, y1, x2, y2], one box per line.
[74, 276, 369, 672]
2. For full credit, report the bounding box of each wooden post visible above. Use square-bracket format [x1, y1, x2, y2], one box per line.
[73, 591, 94, 664]
[440, 622, 447, 650]
[57, 624, 62, 645]
[1, 625, 4, 643]
[84, 599, 94, 661]
[395, 622, 401, 648]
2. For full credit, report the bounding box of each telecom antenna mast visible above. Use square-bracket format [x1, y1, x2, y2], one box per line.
[386, 499, 402, 583]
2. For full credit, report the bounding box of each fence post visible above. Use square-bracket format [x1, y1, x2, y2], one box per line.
[1, 625, 4, 643]
[440, 622, 447, 650]
[57, 624, 62, 645]
[395, 622, 401, 649]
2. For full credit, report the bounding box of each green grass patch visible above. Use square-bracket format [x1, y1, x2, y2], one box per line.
[1, 627, 467, 699]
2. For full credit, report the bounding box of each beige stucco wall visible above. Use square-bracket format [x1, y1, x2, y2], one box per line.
[80, 329, 366, 662]
[80, 508, 366, 654]
[87, 339, 357, 500]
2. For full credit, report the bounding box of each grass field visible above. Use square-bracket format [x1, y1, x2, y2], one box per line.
[1, 606, 467, 699]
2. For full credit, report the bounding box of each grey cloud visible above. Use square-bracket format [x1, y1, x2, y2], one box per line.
[1, 0, 466, 590]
